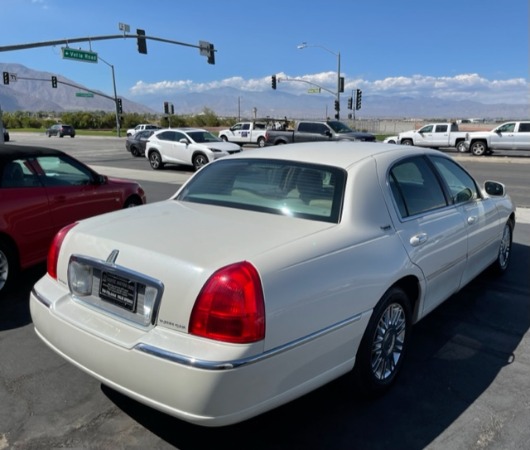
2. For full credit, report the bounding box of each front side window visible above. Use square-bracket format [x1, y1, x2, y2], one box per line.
[35, 156, 92, 186]
[430, 156, 479, 204]
[176, 159, 345, 223]
[389, 156, 447, 218]
[419, 125, 433, 133]
[497, 123, 515, 133]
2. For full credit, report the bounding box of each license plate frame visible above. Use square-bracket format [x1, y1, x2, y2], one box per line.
[99, 271, 138, 312]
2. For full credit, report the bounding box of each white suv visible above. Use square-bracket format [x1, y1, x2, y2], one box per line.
[145, 128, 242, 171]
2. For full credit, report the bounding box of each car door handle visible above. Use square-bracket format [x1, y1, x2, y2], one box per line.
[410, 233, 428, 247]
[467, 216, 477, 225]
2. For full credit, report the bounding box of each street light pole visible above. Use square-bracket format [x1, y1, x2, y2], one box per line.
[98, 55, 121, 137]
[297, 42, 341, 119]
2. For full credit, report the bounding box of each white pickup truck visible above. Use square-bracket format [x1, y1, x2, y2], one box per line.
[126, 124, 161, 137]
[398, 122, 467, 151]
[462, 121, 530, 156]
[219, 121, 268, 147]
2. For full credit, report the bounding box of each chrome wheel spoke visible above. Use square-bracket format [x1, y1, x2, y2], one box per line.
[371, 304, 406, 381]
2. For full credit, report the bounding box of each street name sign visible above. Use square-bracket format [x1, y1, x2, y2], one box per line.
[62, 47, 98, 63]
[76, 92, 94, 98]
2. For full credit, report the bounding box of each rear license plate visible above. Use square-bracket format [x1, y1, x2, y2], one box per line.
[99, 271, 137, 312]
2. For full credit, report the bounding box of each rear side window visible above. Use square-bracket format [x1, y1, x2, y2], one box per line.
[389, 156, 447, 218]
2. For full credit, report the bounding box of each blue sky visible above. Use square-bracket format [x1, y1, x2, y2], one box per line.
[1, 0, 528, 107]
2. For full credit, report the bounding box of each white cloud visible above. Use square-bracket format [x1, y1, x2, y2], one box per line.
[129, 72, 529, 105]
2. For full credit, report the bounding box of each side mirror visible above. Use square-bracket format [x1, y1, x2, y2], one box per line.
[179, 138, 189, 145]
[484, 180, 505, 197]
[96, 175, 108, 185]
[324, 130, 332, 137]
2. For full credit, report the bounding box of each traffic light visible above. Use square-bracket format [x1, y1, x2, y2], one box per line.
[199, 41, 216, 64]
[3, 72, 9, 85]
[117, 98, 123, 114]
[170, 103, 174, 115]
[356, 89, 362, 110]
[339, 77, 345, 93]
[206, 43, 215, 64]
[347, 96, 353, 110]
[51, 76, 57, 88]
[334, 99, 340, 112]
[137, 29, 147, 54]
[271, 75, 277, 90]
[164, 101, 169, 114]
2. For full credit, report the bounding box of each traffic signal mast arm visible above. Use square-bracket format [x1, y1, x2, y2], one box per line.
[0, 33, 215, 64]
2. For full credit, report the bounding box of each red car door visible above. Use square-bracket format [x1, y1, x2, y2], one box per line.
[34, 155, 122, 230]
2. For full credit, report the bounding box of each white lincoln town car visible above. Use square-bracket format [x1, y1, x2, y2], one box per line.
[30, 141, 516, 427]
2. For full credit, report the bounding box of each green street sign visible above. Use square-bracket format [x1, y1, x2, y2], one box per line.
[76, 92, 94, 98]
[62, 47, 98, 63]
[307, 88, 321, 93]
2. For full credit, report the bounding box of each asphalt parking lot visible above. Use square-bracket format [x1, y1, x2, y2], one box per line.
[0, 135, 529, 449]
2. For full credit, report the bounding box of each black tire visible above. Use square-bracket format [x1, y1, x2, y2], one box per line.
[124, 196, 143, 208]
[490, 221, 513, 275]
[352, 286, 412, 397]
[148, 151, 164, 170]
[456, 141, 467, 153]
[130, 146, 140, 157]
[401, 139, 413, 146]
[59, 134, 64, 138]
[192, 153, 209, 171]
[471, 141, 487, 156]
[0, 239, 18, 295]
[257, 137, 266, 148]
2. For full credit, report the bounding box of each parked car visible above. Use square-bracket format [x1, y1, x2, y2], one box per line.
[30, 141, 515, 427]
[145, 127, 242, 171]
[126, 124, 161, 137]
[46, 124, 76, 138]
[0, 144, 146, 294]
[125, 129, 155, 157]
[2, 128, 9, 142]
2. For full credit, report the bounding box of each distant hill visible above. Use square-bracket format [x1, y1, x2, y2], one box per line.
[0, 62, 527, 120]
[0, 63, 155, 114]
[133, 87, 529, 121]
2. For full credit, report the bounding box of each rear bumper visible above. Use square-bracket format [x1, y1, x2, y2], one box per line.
[30, 276, 368, 426]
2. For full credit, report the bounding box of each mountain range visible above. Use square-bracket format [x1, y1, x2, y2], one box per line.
[0, 62, 527, 120]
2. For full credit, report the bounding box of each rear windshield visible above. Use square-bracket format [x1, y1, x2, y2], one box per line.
[176, 159, 345, 223]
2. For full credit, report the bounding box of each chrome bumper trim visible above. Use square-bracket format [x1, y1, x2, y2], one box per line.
[32, 287, 52, 308]
[135, 312, 364, 371]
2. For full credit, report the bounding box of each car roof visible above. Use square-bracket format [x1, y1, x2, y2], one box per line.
[227, 141, 446, 169]
[0, 144, 67, 161]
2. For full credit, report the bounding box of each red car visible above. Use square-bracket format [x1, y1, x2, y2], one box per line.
[0, 144, 146, 294]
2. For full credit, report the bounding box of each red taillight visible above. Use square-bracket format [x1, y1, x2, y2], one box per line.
[47, 222, 77, 279]
[189, 261, 265, 344]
